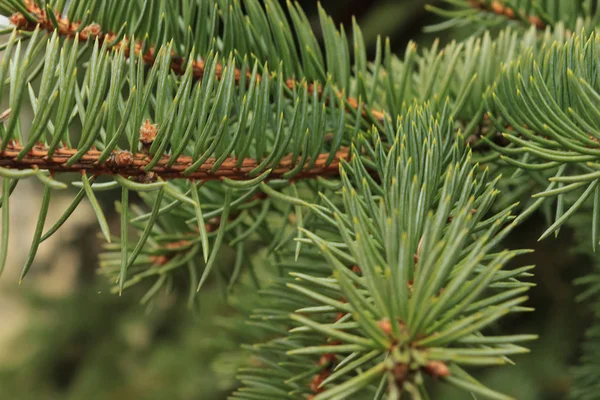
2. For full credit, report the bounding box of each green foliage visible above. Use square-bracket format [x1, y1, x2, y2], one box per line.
[571, 256, 600, 399]
[428, 0, 599, 32]
[571, 317, 600, 400]
[232, 104, 535, 399]
[487, 30, 600, 246]
[0, 0, 599, 399]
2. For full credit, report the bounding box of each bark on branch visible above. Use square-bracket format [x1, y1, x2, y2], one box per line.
[0, 142, 350, 182]
[9, 1, 386, 122]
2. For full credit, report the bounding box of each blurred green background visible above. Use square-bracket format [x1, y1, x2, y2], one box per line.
[0, 1, 593, 399]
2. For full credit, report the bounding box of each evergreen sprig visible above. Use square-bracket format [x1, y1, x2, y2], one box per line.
[484, 31, 600, 246]
[0, 0, 599, 399]
[0, 0, 369, 286]
[427, 0, 598, 32]
[232, 104, 535, 400]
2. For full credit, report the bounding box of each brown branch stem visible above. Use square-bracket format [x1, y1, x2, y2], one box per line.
[0, 142, 350, 182]
[9, 1, 386, 122]
[467, 0, 546, 29]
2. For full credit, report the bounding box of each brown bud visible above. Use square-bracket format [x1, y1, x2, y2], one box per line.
[528, 15, 544, 29]
[288, 213, 297, 224]
[80, 23, 102, 40]
[139, 119, 158, 145]
[504, 7, 515, 18]
[149, 255, 169, 266]
[491, 1, 504, 14]
[9, 13, 29, 29]
[112, 150, 134, 167]
[377, 318, 393, 335]
[426, 361, 451, 378]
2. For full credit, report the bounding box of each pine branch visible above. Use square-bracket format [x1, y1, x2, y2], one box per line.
[466, 0, 546, 29]
[0, 141, 350, 182]
[1, 0, 578, 398]
[233, 104, 535, 399]
[8, 1, 386, 123]
[485, 30, 600, 244]
[0, 4, 562, 289]
[427, 0, 594, 32]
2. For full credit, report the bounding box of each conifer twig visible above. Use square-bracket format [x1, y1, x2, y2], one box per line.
[8, 1, 386, 122]
[467, 0, 546, 29]
[0, 141, 350, 182]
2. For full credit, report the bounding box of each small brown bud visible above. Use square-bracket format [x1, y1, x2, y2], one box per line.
[80, 23, 102, 40]
[139, 119, 158, 145]
[149, 255, 169, 265]
[491, 1, 504, 14]
[504, 7, 515, 18]
[528, 15, 544, 29]
[113, 150, 134, 167]
[9, 13, 28, 28]
[377, 318, 393, 335]
[426, 361, 451, 378]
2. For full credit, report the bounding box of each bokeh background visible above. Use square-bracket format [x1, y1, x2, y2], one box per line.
[0, 1, 592, 399]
